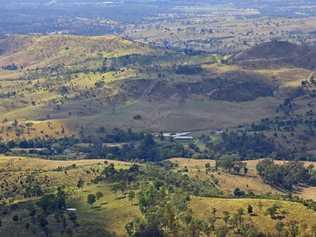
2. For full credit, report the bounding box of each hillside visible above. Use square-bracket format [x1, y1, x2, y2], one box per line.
[1, 2, 316, 237]
[0, 36, 316, 162]
[0, 35, 285, 137]
[0, 36, 314, 148]
[0, 155, 315, 237]
[0, 35, 151, 70]
[170, 158, 316, 200]
[232, 40, 316, 69]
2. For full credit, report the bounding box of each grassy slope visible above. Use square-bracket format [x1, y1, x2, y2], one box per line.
[0, 35, 151, 138]
[0, 156, 315, 237]
[0, 156, 138, 237]
[170, 158, 316, 200]
[0, 35, 152, 69]
[191, 197, 316, 236]
[0, 34, 284, 136]
[71, 184, 141, 237]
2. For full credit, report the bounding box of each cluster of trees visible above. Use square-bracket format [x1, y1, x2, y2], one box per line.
[0, 171, 48, 200]
[125, 181, 315, 237]
[0, 137, 79, 156]
[215, 131, 275, 159]
[93, 128, 146, 143]
[83, 133, 190, 162]
[99, 54, 159, 73]
[94, 161, 315, 237]
[256, 160, 316, 190]
[215, 154, 248, 175]
[2, 64, 18, 71]
[0, 128, 192, 162]
[0, 187, 79, 237]
[251, 110, 315, 131]
[174, 65, 203, 75]
[277, 77, 316, 116]
[95, 161, 221, 198]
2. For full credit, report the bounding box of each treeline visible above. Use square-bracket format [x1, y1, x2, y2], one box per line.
[209, 128, 316, 161]
[126, 183, 315, 237]
[214, 131, 275, 159]
[84, 134, 190, 162]
[256, 160, 316, 190]
[0, 187, 83, 237]
[95, 162, 221, 197]
[0, 128, 192, 162]
[250, 112, 316, 134]
[215, 154, 248, 175]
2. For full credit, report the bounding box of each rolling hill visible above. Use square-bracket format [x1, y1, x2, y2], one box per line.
[0, 155, 315, 237]
[0, 35, 286, 138]
[0, 36, 315, 160]
[0, 35, 152, 70]
[232, 40, 316, 70]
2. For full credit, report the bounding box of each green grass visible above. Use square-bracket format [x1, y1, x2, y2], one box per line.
[0, 156, 137, 236]
[0, 156, 315, 237]
[170, 158, 316, 199]
[191, 197, 316, 236]
[70, 184, 141, 237]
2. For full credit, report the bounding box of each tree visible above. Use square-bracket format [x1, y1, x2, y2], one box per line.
[205, 163, 211, 174]
[77, 178, 85, 189]
[266, 204, 281, 220]
[207, 210, 217, 233]
[12, 215, 19, 222]
[223, 211, 230, 225]
[247, 204, 253, 215]
[96, 192, 104, 200]
[128, 191, 135, 202]
[87, 194, 96, 206]
[288, 220, 299, 237]
[244, 166, 248, 175]
[56, 187, 66, 210]
[236, 208, 244, 227]
[256, 160, 313, 191]
[37, 192, 64, 214]
[187, 218, 204, 237]
[233, 188, 245, 197]
[275, 221, 284, 237]
[215, 225, 229, 237]
[216, 154, 239, 173]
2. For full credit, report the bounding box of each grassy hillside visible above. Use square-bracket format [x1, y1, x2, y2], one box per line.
[0, 155, 138, 237]
[232, 40, 316, 70]
[0, 35, 152, 69]
[191, 197, 316, 236]
[0, 156, 315, 237]
[0, 35, 296, 137]
[170, 158, 316, 200]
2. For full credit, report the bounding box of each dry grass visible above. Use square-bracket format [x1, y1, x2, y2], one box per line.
[0, 35, 152, 69]
[0, 155, 131, 172]
[0, 155, 315, 236]
[170, 158, 316, 199]
[190, 197, 316, 236]
[72, 184, 141, 237]
[170, 158, 278, 195]
[298, 187, 316, 200]
[0, 119, 75, 140]
[0, 155, 138, 237]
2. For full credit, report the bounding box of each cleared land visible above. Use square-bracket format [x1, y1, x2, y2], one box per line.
[170, 158, 316, 200]
[0, 34, 304, 137]
[0, 156, 315, 237]
[191, 197, 316, 236]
